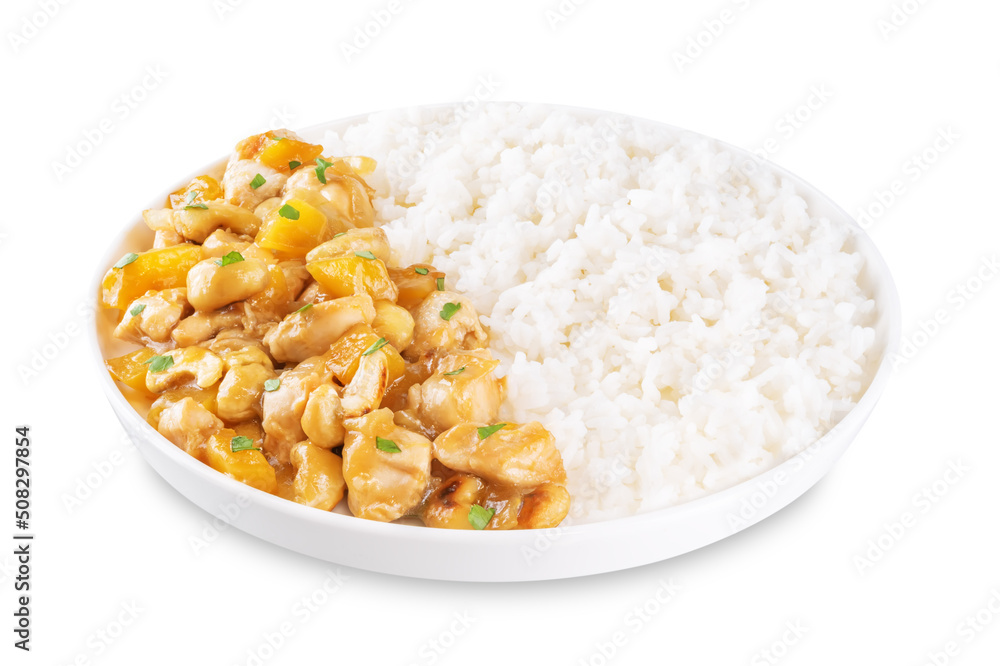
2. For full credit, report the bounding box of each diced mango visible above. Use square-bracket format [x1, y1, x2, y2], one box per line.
[387, 264, 446, 310]
[106, 347, 156, 394]
[372, 300, 414, 351]
[255, 198, 328, 258]
[326, 323, 405, 386]
[259, 135, 323, 172]
[330, 156, 376, 178]
[167, 175, 223, 209]
[204, 428, 278, 494]
[307, 256, 397, 301]
[101, 244, 202, 310]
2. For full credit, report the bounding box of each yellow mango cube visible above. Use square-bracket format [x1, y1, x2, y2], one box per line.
[255, 199, 328, 258]
[204, 429, 277, 494]
[101, 244, 202, 310]
[307, 255, 397, 301]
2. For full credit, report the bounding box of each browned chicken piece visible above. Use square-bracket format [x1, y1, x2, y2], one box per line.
[407, 350, 504, 437]
[156, 397, 223, 459]
[114, 288, 192, 347]
[186, 257, 271, 312]
[305, 227, 391, 264]
[517, 483, 571, 529]
[372, 300, 415, 351]
[433, 422, 566, 489]
[290, 441, 346, 511]
[145, 347, 226, 393]
[217, 362, 276, 423]
[263, 294, 375, 363]
[223, 160, 287, 210]
[341, 409, 433, 522]
[143, 201, 261, 243]
[421, 474, 485, 529]
[261, 355, 333, 464]
[407, 291, 488, 360]
[172, 307, 244, 347]
[300, 384, 346, 448]
[341, 351, 389, 418]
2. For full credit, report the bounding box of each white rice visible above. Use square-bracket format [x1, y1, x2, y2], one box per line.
[323, 103, 877, 523]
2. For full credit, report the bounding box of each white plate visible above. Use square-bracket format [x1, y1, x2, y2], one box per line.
[90, 104, 900, 582]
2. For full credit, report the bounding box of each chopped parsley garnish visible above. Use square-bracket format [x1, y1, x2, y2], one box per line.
[263, 378, 281, 392]
[288, 160, 301, 171]
[184, 190, 199, 205]
[278, 204, 300, 220]
[250, 173, 266, 190]
[354, 250, 377, 260]
[293, 303, 313, 314]
[376, 437, 401, 453]
[230, 436, 260, 452]
[414, 267, 429, 275]
[477, 423, 507, 440]
[216, 251, 245, 267]
[185, 203, 209, 210]
[467, 505, 495, 530]
[271, 135, 285, 142]
[362, 337, 389, 356]
[113, 253, 139, 269]
[143, 355, 175, 373]
[334, 232, 347, 238]
[129, 303, 146, 317]
[315, 157, 333, 184]
[443, 367, 466, 376]
[440, 302, 461, 321]
[436, 277, 445, 291]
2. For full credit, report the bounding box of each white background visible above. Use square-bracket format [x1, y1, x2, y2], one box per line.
[2, 0, 999, 664]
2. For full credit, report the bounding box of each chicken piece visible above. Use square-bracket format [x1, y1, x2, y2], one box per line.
[432, 422, 566, 489]
[153, 228, 185, 248]
[143, 202, 261, 243]
[171, 307, 244, 347]
[284, 167, 375, 230]
[372, 300, 414, 351]
[300, 384, 345, 448]
[203, 331, 271, 363]
[279, 260, 311, 300]
[263, 294, 375, 364]
[290, 441, 346, 511]
[200, 229, 254, 258]
[222, 160, 287, 210]
[341, 350, 389, 418]
[186, 257, 271, 312]
[204, 429, 277, 494]
[341, 409, 433, 522]
[407, 291, 488, 360]
[517, 484, 571, 529]
[217, 362, 276, 423]
[306, 227, 391, 264]
[389, 264, 447, 311]
[420, 474, 485, 529]
[114, 288, 192, 347]
[155, 397, 223, 459]
[407, 350, 504, 437]
[261, 356, 333, 464]
[298, 281, 335, 305]
[145, 346, 226, 393]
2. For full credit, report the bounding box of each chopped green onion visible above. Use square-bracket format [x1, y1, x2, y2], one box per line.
[354, 250, 377, 260]
[477, 423, 507, 440]
[143, 355, 175, 373]
[288, 160, 301, 171]
[414, 267, 429, 275]
[436, 277, 445, 291]
[334, 232, 347, 238]
[230, 436, 260, 452]
[250, 173, 266, 190]
[271, 135, 285, 142]
[216, 251, 245, 267]
[440, 302, 461, 321]
[362, 337, 389, 356]
[315, 157, 333, 184]
[468, 505, 495, 530]
[184, 190, 199, 205]
[128, 303, 146, 318]
[376, 437, 401, 453]
[293, 303, 313, 314]
[263, 378, 281, 392]
[113, 253, 139, 269]
[279, 204, 300, 220]
[443, 367, 466, 376]
[185, 203, 209, 210]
